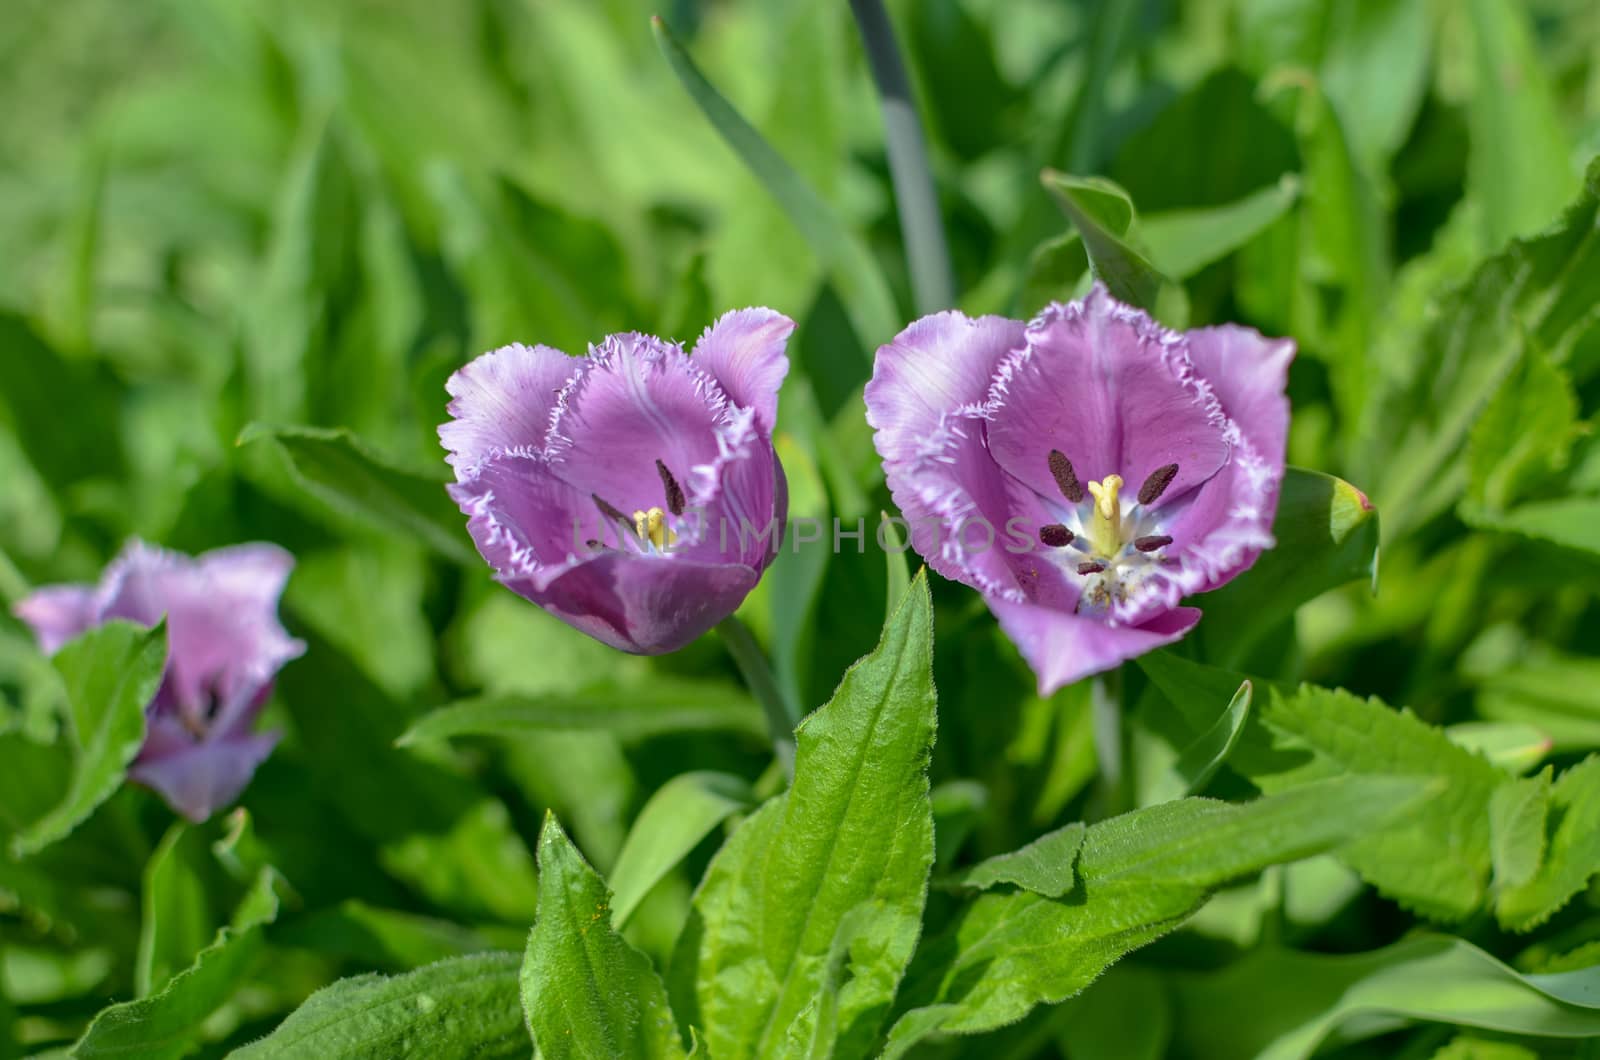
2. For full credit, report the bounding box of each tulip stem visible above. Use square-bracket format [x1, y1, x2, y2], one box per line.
[1091, 668, 1132, 815]
[848, 0, 955, 315]
[717, 616, 798, 779]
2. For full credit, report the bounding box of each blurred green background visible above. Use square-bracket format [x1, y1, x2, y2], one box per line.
[2, 0, 1600, 1056]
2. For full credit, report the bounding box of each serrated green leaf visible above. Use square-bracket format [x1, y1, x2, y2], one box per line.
[608, 771, 754, 929]
[956, 822, 1085, 898]
[13, 621, 166, 858]
[238, 423, 475, 565]
[233, 952, 526, 1060]
[1194, 467, 1379, 667]
[1497, 756, 1600, 930]
[881, 776, 1425, 1056]
[1258, 685, 1508, 920]
[1489, 770, 1551, 893]
[650, 15, 896, 350]
[74, 867, 284, 1059]
[522, 814, 686, 1060]
[1172, 935, 1600, 1060]
[678, 569, 937, 1059]
[397, 679, 765, 746]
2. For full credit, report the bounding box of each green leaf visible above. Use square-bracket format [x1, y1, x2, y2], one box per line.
[238, 423, 476, 565]
[1473, 649, 1600, 750]
[608, 771, 754, 929]
[1171, 935, 1600, 1060]
[135, 824, 215, 997]
[880, 513, 911, 626]
[678, 569, 938, 1059]
[0, 313, 126, 494]
[1484, 497, 1600, 557]
[397, 679, 765, 747]
[1160, 680, 1255, 802]
[378, 799, 540, 923]
[1488, 770, 1550, 894]
[1497, 756, 1600, 930]
[1140, 176, 1301, 280]
[881, 776, 1426, 1056]
[650, 15, 896, 350]
[274, 901, 522, 971]
[1446, 722, 1552, 774]
[1464, 0, 1580, 250]
[74, 867, 284, 1059]
[1463, 348, 1580, 516]
[232, 952, 526, 1060]
[522, 814, 686, 1060]
[1194, 467, 1379, 667]
[1258, 685, 1508, 920]
[956, 822, 1086, 898]
[1039, 171, 1183, 322]
[12, 621, 166, 858]
[1368, 159, 1600, 540]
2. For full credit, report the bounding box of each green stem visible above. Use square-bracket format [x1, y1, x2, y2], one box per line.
[848, 0, 955, 315]
[1091, 668, 1131, 816]
[717, 616, 798, 779]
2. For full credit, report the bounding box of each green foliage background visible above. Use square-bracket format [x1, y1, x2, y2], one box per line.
[2, 0, 1600, 1057]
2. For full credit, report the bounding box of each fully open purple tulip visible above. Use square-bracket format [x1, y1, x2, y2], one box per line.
[440, 309, 795, 654]
[14, 541, 303, 821]
[866, 284, 1292, 692]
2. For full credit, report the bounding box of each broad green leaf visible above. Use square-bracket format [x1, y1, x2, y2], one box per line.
[1465, 0, 1580, 250]
[1140, 176, 1300, 279]
[1431, 1039, 1540, 1060]
[1485, 497, 1600, 557]
[1194, 467, 1379, 666]
[678, 569, 937, 1059]
[881, 776, 1426, 1056]
[1053, 965, 1170, 1060]
[135, 824, 215, 997]
[0, 314, 126, 494]
[1447, 722, 1552, 774]
[1019, 231, 1089, 312]
[1172, 935, 1600, 1060]
[1257, 685, 1508, 920]
[1162, 680, 1255, 802]
[1474, 649, 1600, 750]
[74, 867, 283, 1059]
[378, 799, 540, 923]
[274, 901, 522, 970]
[956, 822, 1085, 898]
[609, 771, 754, 929]
[398, 679, 765, 746]
[1040, 171, 1183, 322]
[232, 952, 526, 1060]
[13, 621, 166, 858]
[1464, 347, 1580, 516]
[651, 15, 896, 350]
[1497, 756, 1600, 930]
[522, 815, 686, 1060]
[238, 423, 476, 565]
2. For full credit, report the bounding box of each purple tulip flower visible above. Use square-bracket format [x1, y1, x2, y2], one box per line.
[866, 285, 1292, 692]
[14, 541, 304, 821]
[440, 309, 795, 654]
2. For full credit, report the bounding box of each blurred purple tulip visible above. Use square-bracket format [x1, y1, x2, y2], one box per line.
[440, 309, 795, 654]
[866, 284, 1293, 693]
[15, 541, 303, 821]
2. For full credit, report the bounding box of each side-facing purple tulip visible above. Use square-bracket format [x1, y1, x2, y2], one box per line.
[440, 310, 795, 654]
[866, 284, 1292, 693]
[14, 541, 304, 821]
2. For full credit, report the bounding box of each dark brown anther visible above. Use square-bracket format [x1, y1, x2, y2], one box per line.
[1135, 535, 1173, 553]
[1039, 524, 1074, 548]
[593, 494, 631, 527]
[1077, 560, 1107, 575]
[1138, 463, 1179, 505]
[1049, 449, 1085, 502]
[584, 539, 602, 550]
[656, 459, 686, 516]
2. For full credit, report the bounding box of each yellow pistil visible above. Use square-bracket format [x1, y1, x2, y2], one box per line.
[632, 506, 674, 550]
[1085, 474, 1124, 554]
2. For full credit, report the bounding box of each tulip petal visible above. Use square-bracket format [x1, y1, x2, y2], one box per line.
[1185, 324, 1294, 471]
[985, 286, 1230, 509]
[991, 599, 1201, 694]
[691, 308, 795, 432]
[13, 584, 98, 654]
[132, 716, 280, 822]
[508, 552, 761, 655]
[440, 342, 580, 475]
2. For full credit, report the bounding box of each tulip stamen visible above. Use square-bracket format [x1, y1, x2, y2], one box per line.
[1048, 450, 1085, 503]
[1077, 560, 1107, 575]
[1138, 463, 1179, 505]
[633, 506, 675, 551]
[1135, 535, 1173, 553]
[1039, 524, 1074, 548]
[656, 459, 686, 516]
